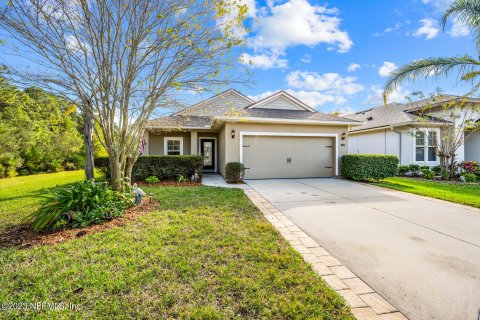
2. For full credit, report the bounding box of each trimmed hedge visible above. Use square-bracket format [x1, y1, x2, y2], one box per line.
[341, 154, 399, 181]
[225, 162, 245, 183]
[95, 155, 204, 182]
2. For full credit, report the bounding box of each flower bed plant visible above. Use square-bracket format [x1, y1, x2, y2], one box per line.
[27, 180, 133, 231]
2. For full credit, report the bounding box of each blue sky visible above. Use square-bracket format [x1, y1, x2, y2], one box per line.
[0, 0, 476, 115]
[227, 0, 476, 113]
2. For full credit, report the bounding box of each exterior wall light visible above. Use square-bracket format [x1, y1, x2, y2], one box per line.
[231, 129, 236, 139]
[341, 132, 346, 140]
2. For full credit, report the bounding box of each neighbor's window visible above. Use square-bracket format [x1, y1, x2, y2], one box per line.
[164, 137, 183, 155]
[415, 130, 437, 162]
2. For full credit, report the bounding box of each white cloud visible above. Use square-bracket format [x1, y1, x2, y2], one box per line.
[65, 35, 90, 53]
[421, 0, 452, 11]
[413, 18, 439, 39]
[286, 70, 364, 95]
[449, 18, 470, 37]
[301, 54, 312, 63]
[250, 89, 347, 108]
[239, 52, 288, 69]
[347, 63, 360, 72]
[363, 85, 410, 105]
[249, 0, 352, 54]
[374, 22, 402, 36]
[378, 61, 398, 77]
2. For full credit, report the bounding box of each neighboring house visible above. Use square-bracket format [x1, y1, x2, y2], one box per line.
[144, 89, 360, 179]
[346, 96, 480, 165]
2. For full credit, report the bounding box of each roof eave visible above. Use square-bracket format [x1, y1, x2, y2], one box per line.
[349, 121, 452, 134]
[216, 116, 362, 126]
[146, 125, 213, 130]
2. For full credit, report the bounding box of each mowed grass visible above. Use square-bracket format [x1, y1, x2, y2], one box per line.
[374, 177, 480, 208]
[0, 173, 353, 319]
[0, 170, 102, 232]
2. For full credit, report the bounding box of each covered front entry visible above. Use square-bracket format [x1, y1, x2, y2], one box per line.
[200, 138, 216, 172]
[241, 134, 335, 179]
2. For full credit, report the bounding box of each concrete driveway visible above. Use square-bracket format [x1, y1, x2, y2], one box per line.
[246, 178, 480, 320]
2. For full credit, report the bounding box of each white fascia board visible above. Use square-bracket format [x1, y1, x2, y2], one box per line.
[217, 116, 360, 126]
[245, 91, 316, 112]
[349, 121, 451, 134]
[146, 126, 212, 130]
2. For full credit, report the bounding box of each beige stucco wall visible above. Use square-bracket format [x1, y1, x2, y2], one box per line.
[223, 122, 349, 176]
[148, 131, 192, 155]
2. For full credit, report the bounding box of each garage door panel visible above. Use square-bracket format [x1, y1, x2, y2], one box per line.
[243, 136, 333, 179]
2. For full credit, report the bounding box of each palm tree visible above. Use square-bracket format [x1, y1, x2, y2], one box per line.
[383, 0, 480, 103]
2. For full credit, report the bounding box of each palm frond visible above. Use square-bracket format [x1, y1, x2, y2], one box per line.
[461, 70, 480, 80]
[383, 55, 480, 104]
[442, 0, 480, 52]
[442, 0, 480, 29]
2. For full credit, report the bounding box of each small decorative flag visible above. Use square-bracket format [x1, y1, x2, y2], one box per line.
[139, 138, 146, 155]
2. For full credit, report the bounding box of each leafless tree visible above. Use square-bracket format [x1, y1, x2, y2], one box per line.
[0, 0, 249, 189]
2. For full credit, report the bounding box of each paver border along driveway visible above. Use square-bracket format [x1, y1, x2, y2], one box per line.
[245, 178, 480, 320]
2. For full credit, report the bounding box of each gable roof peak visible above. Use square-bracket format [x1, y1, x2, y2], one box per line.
[173, 88, 254, 116]
[246, 90, 317, 112]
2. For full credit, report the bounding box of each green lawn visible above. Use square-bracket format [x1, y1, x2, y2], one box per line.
[0, 170, 103, 232]
[374, 177, 480, 208]
[0, 173, 353, 319]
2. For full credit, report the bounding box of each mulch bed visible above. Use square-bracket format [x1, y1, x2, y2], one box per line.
[136, 181, 202, 187]
[0, 200, 160, 249]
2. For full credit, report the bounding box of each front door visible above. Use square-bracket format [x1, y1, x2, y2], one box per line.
[200, 139, 215, 171]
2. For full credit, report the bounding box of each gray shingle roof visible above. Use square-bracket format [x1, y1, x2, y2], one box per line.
[229, 108, 359, 123]
[346, 97, 466, 132]
[147, 115, 213, 128]
[346, 103, 418, 132]
[174, 89, 253, 116]
[147, 89, 361, 129]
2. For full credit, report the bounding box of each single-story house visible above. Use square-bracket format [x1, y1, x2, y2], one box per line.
[346, 96, 480, 165]
[144, 89, 361, 179]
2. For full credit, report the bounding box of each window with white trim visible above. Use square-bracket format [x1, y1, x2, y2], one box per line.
[415, 130, 437, 162]
[164, 137, 183, 155]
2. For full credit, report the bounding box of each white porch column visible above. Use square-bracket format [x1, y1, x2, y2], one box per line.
[190, 131, 198, 155]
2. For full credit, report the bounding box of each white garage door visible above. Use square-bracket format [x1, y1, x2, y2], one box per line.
[242, 135, 334, 179]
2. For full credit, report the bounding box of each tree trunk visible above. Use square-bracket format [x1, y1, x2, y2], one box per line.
[109, 153, 124, 190]
[83, 111, 95, 180]
[449, 154, 456, 179]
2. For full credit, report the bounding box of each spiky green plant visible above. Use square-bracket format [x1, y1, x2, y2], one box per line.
[28, 180, 133, 231]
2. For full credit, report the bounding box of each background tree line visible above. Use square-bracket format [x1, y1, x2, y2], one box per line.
[0, 77, 106, 178]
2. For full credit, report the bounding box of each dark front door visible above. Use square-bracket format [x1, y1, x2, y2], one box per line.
[200, 139, 215, 171]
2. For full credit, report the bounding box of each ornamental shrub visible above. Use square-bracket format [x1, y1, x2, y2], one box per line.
[145, 176, 159, 184]
[432, 165, 442, 175]
[398, 165, 410, 176]
[341, 154, 399, 181]
[461, 173, 478, 183]
[461, 161, 479, 175]
[28, 180, 133, 231]
[95, 155, 204, 182]
[408, 164, 421, 176]
[225, 162, 245, 183]
[421, 168, 434, 180]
